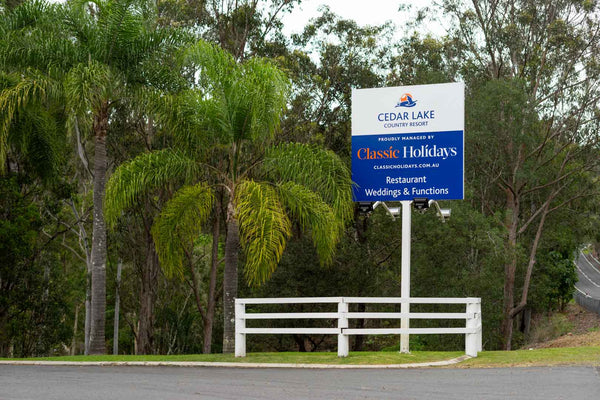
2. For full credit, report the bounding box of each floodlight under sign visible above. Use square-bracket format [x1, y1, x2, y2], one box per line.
[357, 202, 374, 214]
[412, 198, 429, 211]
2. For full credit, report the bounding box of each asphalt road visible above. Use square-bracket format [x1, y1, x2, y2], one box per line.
[1, 365, 599, 400]
[575, 252, 600, 299]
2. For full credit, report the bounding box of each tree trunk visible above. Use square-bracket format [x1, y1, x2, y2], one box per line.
[137, 229, 159, 355]
[89, 106, 109, 355]
[203, 202, 221, 354]
[500, 191, 519, 350]
[71, 304, 80, 356]
[293, 335, 307, 352]
[510, 202, 551, 320]
[0, 311, 7, 357]
[222, 200, 239, 354]
[68, 199, 92, 355]
[113, 260, 122, 355]
[352, 303, 366, 351]
[84, 286, 91, 355]
[520, 308, 531, 335]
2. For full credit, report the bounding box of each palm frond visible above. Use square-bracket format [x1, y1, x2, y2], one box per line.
[236, 179, 292, 286]
[183, 39, 236, 89]
[151, 90, 212, 152]
[85, 0, 143, 66]
[182, 40, 236, 140]
[8, 106, 62, 181]
[264, 143, 354, 228]
[223, 57, 289, 143]
[276, 181, 340, 266]
[65, 60, 117, 119]
[1, 1, 77, 73]
[239, 57, 290, 142]
[91, 0, 190, 79]
[1, 0, 53, 30]
[104, 149, 197, 227]
[131, 26, 194, 90]
[182, 40, 289, 144]
[152, 182, 214, 279]
[0, 69, 61, 173]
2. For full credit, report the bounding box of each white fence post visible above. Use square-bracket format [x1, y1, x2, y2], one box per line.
[465, 300, 478, 357]
[476, 300, 482, 352]
[235, 300, 246, 357]
[338, 299, 349, 357]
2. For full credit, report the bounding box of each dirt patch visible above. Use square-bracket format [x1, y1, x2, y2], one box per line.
[529, 303, 600, 349]
[565, 303, 600, 334]
[532, 330, 600, 348]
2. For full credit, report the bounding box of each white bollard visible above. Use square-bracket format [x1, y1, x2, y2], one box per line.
[235, 301, 246, 357]
[337, 300, 349, 357]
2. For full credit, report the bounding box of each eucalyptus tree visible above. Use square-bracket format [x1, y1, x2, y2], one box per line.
[280, 8, 391, 157]
[105, 40, 353, 353]
[443, 0, 600, 349]
[156, 0, 301, 60]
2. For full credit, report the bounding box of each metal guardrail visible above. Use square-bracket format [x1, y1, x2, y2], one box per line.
[234, 297, 482, 358]
[574, 251, 600, 315]
[574, 291, 600, 316]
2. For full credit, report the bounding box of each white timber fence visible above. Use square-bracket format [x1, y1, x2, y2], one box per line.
[235, 297, 482, 358]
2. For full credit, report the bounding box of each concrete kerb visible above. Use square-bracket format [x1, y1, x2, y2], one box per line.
[0, 355, 471, 369]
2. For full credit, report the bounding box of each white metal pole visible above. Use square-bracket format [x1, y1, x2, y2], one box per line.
[400, 200, 411, 353]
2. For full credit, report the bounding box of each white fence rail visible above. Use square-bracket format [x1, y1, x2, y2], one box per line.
[235, 297, 482, 358]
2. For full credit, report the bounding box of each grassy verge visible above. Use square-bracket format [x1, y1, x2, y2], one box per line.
[2, 347, 599, 367]
[457, 347, 600, 368]
[1, 351, 463, 365]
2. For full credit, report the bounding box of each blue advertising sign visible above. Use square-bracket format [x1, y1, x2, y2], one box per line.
[352, 83, 464, 202]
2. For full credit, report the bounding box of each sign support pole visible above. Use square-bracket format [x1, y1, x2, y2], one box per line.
[400, 200, 411, 353]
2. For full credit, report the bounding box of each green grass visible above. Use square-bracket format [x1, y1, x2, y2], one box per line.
[2, 347, 599, 367]
[458, 347, 600, 368]
[2, 351, 463, 365]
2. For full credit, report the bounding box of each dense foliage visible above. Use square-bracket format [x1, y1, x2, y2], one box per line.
[1, 0, 599, 356]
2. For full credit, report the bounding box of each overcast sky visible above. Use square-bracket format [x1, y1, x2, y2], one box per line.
[281, 0, 406, 33]
[47, 0, 442, 37]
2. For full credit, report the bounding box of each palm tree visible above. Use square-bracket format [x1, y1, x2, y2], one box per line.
[64, 0, 192, 355]
[1, 0, 190, 354]
[105, 40, 354, 353]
